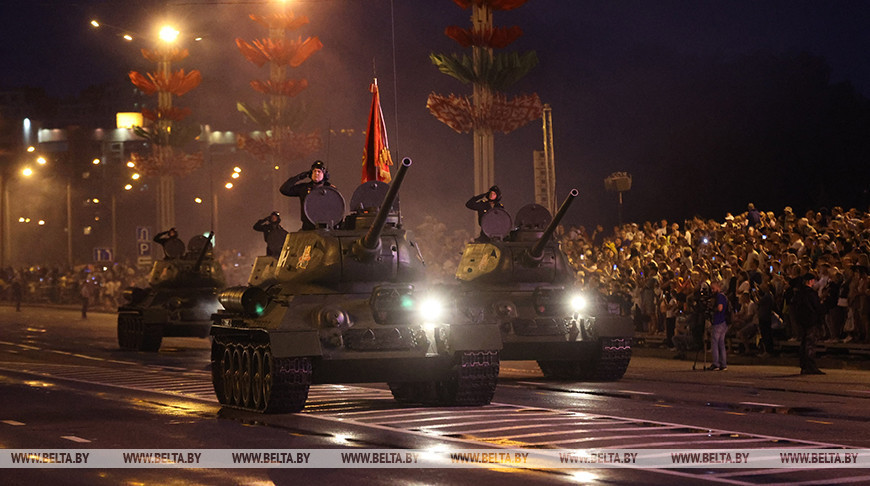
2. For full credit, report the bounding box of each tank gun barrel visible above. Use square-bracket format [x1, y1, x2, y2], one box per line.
[358, 158, 412, 252]
[528, 189, 579, 260]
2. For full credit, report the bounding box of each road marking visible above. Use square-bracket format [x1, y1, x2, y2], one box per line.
[61, 435, 91, 443]
[739, 401, 784, 408]
[806, 419, 833, 425]
[2, 420, 25, 426]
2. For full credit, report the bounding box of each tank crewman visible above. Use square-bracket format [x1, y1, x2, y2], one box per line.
[279, 160, 334, 230]
[253, 211, 289, 257]
[153, 227, 184, 259]
[465, 185, 504, 241]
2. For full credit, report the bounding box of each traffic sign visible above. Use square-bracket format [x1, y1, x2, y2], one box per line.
[136, 226, 151, 242]
[93, 247, 113, 262]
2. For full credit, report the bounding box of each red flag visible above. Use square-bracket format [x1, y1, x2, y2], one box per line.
[361, 79, 393, 183]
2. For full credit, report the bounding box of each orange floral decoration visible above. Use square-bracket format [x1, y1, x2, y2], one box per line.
[426, 92, 543, 134]
[140, 47, 190, 63]
[236, 128, 323, 162]
[250, 79, 309, 97]
[249, 12, 310, 31]
[445, 25, 523, 48]
[451, 0, 528, 10]
[129, 69, 202, 96]
[141, 106, 192, 122]
[235, 37, 323, 68]
[130, 146, 203, 177]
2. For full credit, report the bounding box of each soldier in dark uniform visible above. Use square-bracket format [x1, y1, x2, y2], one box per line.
[790, 272, 825, 375]
[253, 211, 288, 257]
[280, 160, 333, 230]
[465, 185, 504, 242]
[153, 227, 184, 259]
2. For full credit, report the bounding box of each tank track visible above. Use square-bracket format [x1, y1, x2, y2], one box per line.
[537, 337, 632, 381]
[117, 313, 163, 352]
[211, 336, 312, 413]
[388, 350, 500, 406]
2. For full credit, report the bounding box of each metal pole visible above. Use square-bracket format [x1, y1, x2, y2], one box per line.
[67, 179, 73, 266]
[0, 173, 6, 267]
[111, 194, 117, 263]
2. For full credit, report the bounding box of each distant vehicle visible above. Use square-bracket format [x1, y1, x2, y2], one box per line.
[210, 159, 501, 413]
[452, 190, 633, 381]
[117, 233, 224, 352]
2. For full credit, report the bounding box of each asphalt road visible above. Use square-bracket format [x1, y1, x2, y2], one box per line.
[1, 305, 869, 485]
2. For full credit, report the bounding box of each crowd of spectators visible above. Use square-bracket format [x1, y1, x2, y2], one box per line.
[560, 204, 870, 352]
[0, 262, 148, 312]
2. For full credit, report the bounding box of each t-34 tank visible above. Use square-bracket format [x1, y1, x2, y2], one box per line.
[210, 158, 501, 413]
[118, 233, 225, 352]
[453, 189, 634, 381]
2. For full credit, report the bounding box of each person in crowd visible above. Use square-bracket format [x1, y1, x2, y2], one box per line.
[709, 280, 729, 370]
[790, 272, 826, 374]
[253, 211, 289, 257]
[80, 277, 97, 319]
[755, 281, 776, 356]
[733, 292, 759, 354]
[280, 160, 334, 230]
[465, 185, 504, 242]
[11, 273, 23, 312]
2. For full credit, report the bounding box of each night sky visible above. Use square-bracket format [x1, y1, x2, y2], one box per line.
[2, 0, 869, 244]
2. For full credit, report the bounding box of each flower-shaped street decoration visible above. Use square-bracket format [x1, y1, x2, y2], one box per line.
[426, 92, 542, 134]
[235, 37, 323, 68]
[250, 79, 309, 97]
[130, 146, 203, 177]
[236, 128, 323, 162]
[129, 69, 202, 96]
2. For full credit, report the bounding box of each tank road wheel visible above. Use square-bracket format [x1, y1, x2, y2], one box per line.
[429, 351, 499, 406]
[240, 347, 253, 408]
[263, 356, 312, 413]
[261, 350, 274, 412]
[231, 347, 244, 405]
[251, 348, 264, 411]
[221, 346, 235, 404]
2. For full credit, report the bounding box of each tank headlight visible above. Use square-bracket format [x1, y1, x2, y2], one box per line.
[419, 296, 445, 323]
[569, 294, 588, 313]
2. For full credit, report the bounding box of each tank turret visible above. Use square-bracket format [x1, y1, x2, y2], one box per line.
[453, 190, 633, 381]
[118, 232, 225, 352]
[210, 158, 501, 413]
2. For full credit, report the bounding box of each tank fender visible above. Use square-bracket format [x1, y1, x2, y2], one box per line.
[592, 315, 634, 337]
[446, 324, 502, 351]
[268, 330, 323, 358]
